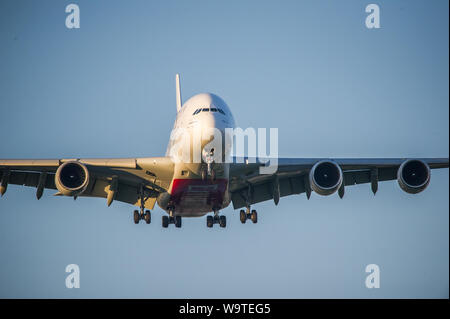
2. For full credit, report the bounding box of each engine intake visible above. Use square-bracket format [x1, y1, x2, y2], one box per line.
[309, 160, 343, 196]
[397, 159, 430, 194]
[55, 161, 90, 196]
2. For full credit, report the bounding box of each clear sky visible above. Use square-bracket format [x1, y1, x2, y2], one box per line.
[0, 0, 448, 298]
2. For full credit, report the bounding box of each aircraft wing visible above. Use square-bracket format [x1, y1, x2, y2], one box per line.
[0, 157, 174, 208]
[228, 157, 449, 209]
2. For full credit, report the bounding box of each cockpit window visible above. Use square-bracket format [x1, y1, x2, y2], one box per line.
[193, 107, 226, 115]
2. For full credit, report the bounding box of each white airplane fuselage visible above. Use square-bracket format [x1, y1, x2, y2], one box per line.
[157, 93, 236, 217]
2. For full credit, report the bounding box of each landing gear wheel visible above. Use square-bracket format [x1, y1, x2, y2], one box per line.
[240, 210, 246, 224]
[144, 210, 151, 224]
[206, 216, 213, 228]
[175, 216, 182, 228]
[251, 210, 258, 224]
[162, 216, 169, 228]
[133, 210, 140, 224]
[219, 215, 226, 228]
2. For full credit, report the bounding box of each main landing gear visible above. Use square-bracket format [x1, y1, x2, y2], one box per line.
[133, 209, 151, 224]
[162, 208, 182, 228]
[162, 216, 182, 228]
[240, 207, 257, 224]
[133, 184, 151, 224]
[206, 209, 226, 228]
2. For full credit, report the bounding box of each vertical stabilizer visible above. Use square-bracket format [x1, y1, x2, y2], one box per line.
[175, 74, 182, 112]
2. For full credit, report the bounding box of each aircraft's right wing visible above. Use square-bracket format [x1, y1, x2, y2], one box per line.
[228, 157, 449, 209]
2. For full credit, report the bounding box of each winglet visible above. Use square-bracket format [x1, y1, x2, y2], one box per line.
[175, 74, 182, 112]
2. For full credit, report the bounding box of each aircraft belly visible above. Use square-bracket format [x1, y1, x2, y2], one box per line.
[169, 178, 229, 216]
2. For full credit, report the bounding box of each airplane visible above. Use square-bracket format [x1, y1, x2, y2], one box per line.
[0, 74, 448, 229]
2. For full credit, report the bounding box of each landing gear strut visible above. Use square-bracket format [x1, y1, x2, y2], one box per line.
[201, 148, 216, 181]
[206, 209, 226, 228]
[133, 185, 151, 224]
[240, 207, 257, 224]
[201, 165, 216, 181]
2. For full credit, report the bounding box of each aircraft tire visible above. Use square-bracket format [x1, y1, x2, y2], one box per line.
[175, 216, 182, 228]
[133, 210, 140, 224]
[219, 215, 226, 228]
[145, 210, 151, 224]
[162, 216, 169, 228]
[251, 210, 258, 224]
[206, 216, 214, 228]
[240, 210, 246, 224]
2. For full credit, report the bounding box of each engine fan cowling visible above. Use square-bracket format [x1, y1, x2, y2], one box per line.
[55, 161, 90, 196]
[309, 160, 343, 196]
[397, 159, 430, 194]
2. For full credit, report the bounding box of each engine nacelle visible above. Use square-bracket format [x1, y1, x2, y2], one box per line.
[309, 160, 343, 196]
[55, 161, 90, 196]
[397, 159, 430, 194]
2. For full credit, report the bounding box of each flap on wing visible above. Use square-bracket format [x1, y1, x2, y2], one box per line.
[231, 174, 307, 209]
[344, 167, 398, 186]
[82, 178, 157, 209]
[2, 170, 56, 189]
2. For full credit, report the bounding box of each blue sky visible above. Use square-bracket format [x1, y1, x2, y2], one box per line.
[0, 0, 448, 298]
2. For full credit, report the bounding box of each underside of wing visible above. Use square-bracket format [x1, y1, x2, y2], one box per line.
[229, 157, 449, 209]
[0, 157, 174, 209]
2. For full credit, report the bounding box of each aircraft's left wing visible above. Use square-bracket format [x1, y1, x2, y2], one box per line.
[229, 157, 449, 209]
[0, 157, 174, 208]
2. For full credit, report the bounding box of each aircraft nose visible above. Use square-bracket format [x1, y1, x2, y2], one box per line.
[193, 111, 227, 148]
[199, 110, 227, 130]
[202, 111, 217, 128]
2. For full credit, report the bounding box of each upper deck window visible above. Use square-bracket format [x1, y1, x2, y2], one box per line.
[218, 108, 225, 115]
[210, 108, 218, 112]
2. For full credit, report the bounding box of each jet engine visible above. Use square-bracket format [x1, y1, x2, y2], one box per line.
[55, 161, 90, 196]
[397, 159, 430, 194]
[309, 160, 343, 196]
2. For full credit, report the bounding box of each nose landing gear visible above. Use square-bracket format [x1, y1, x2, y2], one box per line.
[202, 148, 216, 181]
[201, 164, 216, 181]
